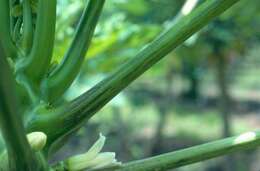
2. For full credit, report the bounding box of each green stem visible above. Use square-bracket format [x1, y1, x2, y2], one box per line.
[12, 17, 23, 43]
[9, 0, 20, 32]
[0, 44, 40, 170]
[0, 0, 17, 59]
[22, 0, 33, 54]
[17, 0, 56, 83]
[115, 131, 260, 171]
[63, 0, 240, 123]
[27, 0, 239, 153]
[51, 131, 260, 171]
[16, 74, 39, 104]
[42, 0, 105, 103]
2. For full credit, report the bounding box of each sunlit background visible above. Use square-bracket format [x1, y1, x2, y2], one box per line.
[52, 0, 260, 170]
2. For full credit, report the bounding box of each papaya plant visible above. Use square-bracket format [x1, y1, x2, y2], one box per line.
[1, 0, 260, 170]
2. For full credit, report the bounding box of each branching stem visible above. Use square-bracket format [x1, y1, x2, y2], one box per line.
[26, 0, 240, 154]
[17, 0, 56, 83]
[42, 0, 105, 103]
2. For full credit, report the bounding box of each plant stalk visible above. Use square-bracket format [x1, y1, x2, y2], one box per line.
[22, 0, 33, 54]
[115, 131, 260, 171]
[17, 0, 57, 83]
[0, 44, 41, 170]
[42, 0, 105, 103]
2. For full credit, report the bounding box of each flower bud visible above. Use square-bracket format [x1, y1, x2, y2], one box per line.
[26, 132, 47, 151]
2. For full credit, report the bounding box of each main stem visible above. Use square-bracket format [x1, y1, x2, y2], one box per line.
[0, 45, 41, 170]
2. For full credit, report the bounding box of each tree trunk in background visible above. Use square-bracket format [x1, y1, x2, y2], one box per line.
[150, 70, 174, 155]
[216, 54, 232, 138]
[113, 107, 133, 160]
[150, 105, 168, 155]
[189, 69, 199, 100]
[216, 53, 236, 171]
[183, 61, 199, 100]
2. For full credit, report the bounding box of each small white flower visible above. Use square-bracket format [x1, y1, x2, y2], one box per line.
[26, 132, 47, 151]
[66, 133, 122, 171]
[92, 154, 122, 170]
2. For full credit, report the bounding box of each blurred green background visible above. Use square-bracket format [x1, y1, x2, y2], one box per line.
[52, 0, 260, 170]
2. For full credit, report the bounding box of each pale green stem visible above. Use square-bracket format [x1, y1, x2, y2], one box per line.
[42, 0, 105, 103]
[22, 0, 33, 54]
[115, 131, 260, 171]
[17, 0, 57, 83]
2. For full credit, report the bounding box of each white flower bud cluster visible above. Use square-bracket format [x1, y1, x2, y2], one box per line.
[27, 132, 47, 151]
[66, 134, 122, 171]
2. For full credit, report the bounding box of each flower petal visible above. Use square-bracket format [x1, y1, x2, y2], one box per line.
[66, 134, 106, 170]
